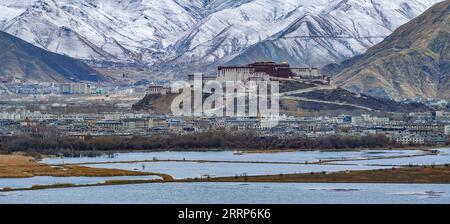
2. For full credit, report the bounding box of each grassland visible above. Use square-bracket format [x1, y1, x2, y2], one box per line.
[0, 154, 171, 179]
[2, 150, 450, 192]
[3, 165, 450, 192]
[196, 165, 450, 184]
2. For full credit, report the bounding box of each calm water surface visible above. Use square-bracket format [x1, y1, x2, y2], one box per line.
[331, 148, 450, 166]
[0, 176, 161, 190]
[42, 150, 426, 165]
[47, 149, 447, 179]
[1, 148, 449, 204]
[85, 161, 389, 179]
[1, 183, 449, 204]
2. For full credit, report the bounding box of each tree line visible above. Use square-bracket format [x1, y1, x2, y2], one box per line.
[0, 131, 408, 155]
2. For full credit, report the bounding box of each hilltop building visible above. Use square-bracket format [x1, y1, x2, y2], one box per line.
[216, 61, 327, 83]
[146, 85, 170, 95]
[188, 73, 217, 86]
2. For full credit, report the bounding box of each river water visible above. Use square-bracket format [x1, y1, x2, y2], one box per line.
[42, 149, 426, 165]
[1, 148, 450, 204]
[1, 183, 449, 204]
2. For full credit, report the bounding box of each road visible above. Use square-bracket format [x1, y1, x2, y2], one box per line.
[282, 96, 373, 111]
[277, 82, 373, 111]
[280, 84, 337, 97]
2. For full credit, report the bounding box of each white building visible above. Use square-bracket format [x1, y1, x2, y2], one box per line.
[217, 67, 253, 83]
[60, 83, 90, 95]
[188, 73, 218, 86]
[291, 68, 320, 78]
[146, 85, 169, 95]
[395, 135, 425, 145]
[445, 125, 450, 135]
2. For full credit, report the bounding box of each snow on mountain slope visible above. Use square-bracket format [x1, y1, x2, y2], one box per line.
[0, 30, 105, 83]
[0, 0, 206, 64]
[0, 0, 444, 76]
[263, 0, 442, 66]
[165, 0, 317, 62]
[170, 0, 443, 69]
[0, 0, 34, 26]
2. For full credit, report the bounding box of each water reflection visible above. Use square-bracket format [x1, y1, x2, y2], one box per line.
[0, 176, 161, 190]
[84, 161, 390, 179]
[1, 148, 449, 204]
[42, 149, 426, 165]
[0, 183, 449, 204]
[330, 148, 450, 166]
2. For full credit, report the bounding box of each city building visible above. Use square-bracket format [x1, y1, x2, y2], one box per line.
[424, 135, 447, 145]
[395, 135, 425, 145]
[122, 118, 153, 130]
[60, 83, 90, 95]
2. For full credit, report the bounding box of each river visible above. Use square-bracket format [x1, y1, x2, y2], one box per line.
[1, 148, 450, 204]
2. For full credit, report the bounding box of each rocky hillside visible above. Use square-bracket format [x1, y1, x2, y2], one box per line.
[288, 87, 430, 113]
[328, 0, 450, 100]
[0, 31, 105, 83]
[133, 81, 430, 114]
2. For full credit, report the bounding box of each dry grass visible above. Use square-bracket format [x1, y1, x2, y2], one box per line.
[3, 160, 450, 192]
[3, 153, 450, 192]
[198, 165, 450, 184]
[0, 154, 162, 178]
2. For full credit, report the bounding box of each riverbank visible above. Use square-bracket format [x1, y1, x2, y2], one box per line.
[238, 145, 442, 154]
[32, 145, 439, 161]
[0, 154, 171, 179]
[50, 150, 435, 166]
[1, 148, 450, 192]
[196, 165, 450, 184]
[3, 165, 450, 192]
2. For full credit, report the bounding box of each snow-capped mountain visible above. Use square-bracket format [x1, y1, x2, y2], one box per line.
[0, 0, 205, 64]
[172, 0, 443, 69]
[0, 0, 443, 76]
[331, 0, 450, 100]
[0, 30, 105, 83]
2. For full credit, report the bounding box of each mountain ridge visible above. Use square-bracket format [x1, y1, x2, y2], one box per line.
[0, 30, 105, 83]
[330, 0, 450, 100]
[0, 0, 442, 77]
